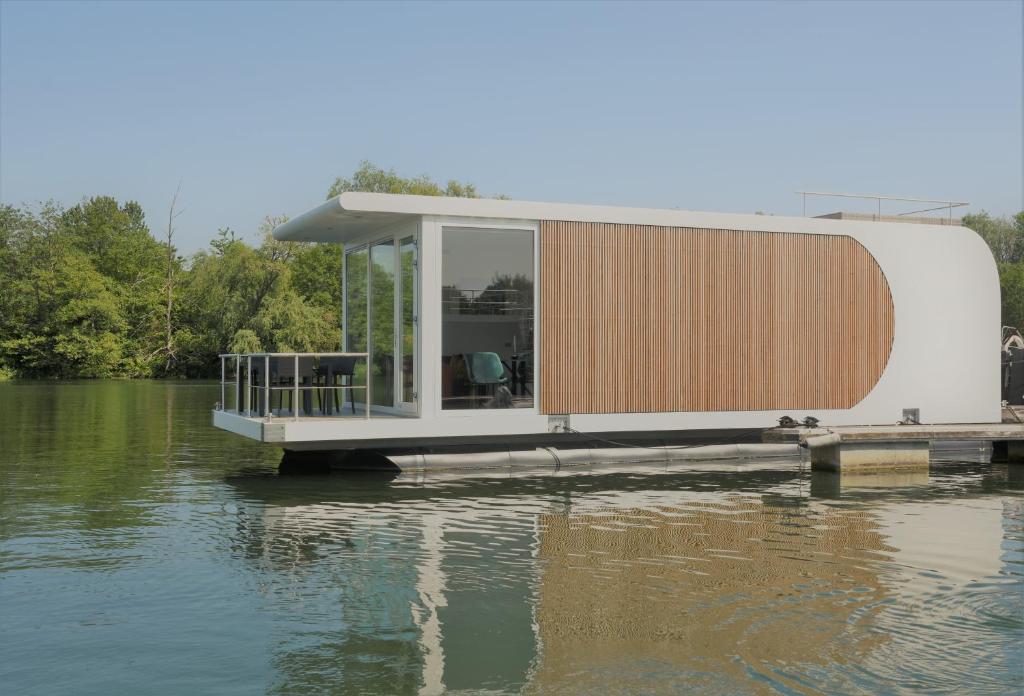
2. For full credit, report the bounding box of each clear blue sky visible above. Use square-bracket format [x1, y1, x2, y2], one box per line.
[1, 0, 1021, 252]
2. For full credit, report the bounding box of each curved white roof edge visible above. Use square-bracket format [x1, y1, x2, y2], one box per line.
[272, 191, 972, 243]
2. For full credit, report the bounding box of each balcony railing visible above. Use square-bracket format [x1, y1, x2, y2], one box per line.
[217, 352, 371, 419]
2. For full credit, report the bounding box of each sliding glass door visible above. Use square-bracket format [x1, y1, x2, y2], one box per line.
[399, 236, 417, 408]
[344, 233, 417, 413]
[369, 240, 395, 408]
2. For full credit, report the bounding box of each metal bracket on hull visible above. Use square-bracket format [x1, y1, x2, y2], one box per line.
[547, 415, 570, 433]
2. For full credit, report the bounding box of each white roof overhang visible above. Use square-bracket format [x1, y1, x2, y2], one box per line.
[272, 191, 969, 244]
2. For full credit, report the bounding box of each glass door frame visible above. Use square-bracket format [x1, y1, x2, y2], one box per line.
[436, 220, 540, 416]
[397, 234, 418, 413]
[342, 226, 419, 416]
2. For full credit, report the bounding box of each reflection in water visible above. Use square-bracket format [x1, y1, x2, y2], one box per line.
[229, 467, 1024, 696]
[530, 494, 892, 694]
[0, 382, 1022, 695]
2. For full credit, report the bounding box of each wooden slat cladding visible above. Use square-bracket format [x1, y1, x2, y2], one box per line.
[539, 222, 894, 415]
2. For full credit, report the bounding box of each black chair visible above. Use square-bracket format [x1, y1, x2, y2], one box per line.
[270, 358, 296, 415]
[249, 361, 265, 416]
[317, 356, 358, 415]
[235, 363, 245, 414]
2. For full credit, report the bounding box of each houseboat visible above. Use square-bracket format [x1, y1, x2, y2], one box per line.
[212, 192, 999, 458]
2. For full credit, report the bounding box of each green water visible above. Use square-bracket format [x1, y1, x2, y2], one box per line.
[0, 381, 1021, 695]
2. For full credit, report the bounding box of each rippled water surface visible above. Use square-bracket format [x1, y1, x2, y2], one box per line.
[1, 381, 1022, 695]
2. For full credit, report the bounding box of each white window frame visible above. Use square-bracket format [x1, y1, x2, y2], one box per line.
[342, 219, 420, 416]
[433, 218, 541, 419]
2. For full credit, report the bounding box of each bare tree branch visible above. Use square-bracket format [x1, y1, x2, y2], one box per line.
[161, 181, 182, 372]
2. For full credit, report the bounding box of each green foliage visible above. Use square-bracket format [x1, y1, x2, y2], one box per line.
[61, 196, 164, 284]
[997, 262, 1024, 329]
[2, 248, 126, 377]
[963, 211, 1024, 329]
[172, 230, 338, 376]
[0, 162, 478, 378]
[290, 243, 343, 316]
[229, 329, 263, 354]
[963, 211, 1024, 264]
[327, 160, 478, 199]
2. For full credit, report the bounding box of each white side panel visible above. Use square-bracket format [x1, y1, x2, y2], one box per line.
[851, 222, 1000, 424]
[420, 217, 442, 421]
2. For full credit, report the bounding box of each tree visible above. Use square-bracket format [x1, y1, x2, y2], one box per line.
[963, 211, 1024, 264]
[158, 183, 183, 373]
[327, 161, 478, 200]
[290, 243, 343, 318]
[61, 196, 164, 285]
[1, 248, 126, 377]
[60, 196, 168, 375]
[172, 231, 338, 376]
[0, 163, 484, 378]
[998, 262, 1024, 329]
[964, 211, 1024, 328]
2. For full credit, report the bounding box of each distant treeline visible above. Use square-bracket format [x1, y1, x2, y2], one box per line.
[0, 162, 1021, 379]
[0, 162, 478, 379]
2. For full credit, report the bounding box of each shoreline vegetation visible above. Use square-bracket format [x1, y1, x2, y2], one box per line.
[0, 161, 1021, 380]
[0, 162, 479, 380]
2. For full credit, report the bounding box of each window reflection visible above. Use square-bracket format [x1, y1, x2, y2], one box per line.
[370, 241, 395, 408]
[345, 248, 368, 354]
[442, 227, 534, 410]
[400, 237, 416, 404]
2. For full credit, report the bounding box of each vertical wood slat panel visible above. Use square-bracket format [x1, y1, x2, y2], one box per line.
[539, 222, 894, 415]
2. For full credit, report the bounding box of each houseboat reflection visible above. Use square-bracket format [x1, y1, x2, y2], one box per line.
[224, 465, 1019, 694]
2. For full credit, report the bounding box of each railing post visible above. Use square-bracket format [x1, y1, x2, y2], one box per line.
[365, 354, 371, 419]
[235, 355, 240, 413]
[264, 355, 270, 417]
[294, 354, 300, 420]
[220, 356, 225, 411]
[245, 356, 251, 415]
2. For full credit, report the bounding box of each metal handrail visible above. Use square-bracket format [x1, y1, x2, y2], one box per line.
[217, 351, 373, 420]
[794, 190, 968, 220]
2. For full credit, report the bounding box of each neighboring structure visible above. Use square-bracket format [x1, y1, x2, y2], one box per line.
[212, 192, 1000, 452]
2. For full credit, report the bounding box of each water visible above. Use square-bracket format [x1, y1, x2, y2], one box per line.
[0, 381, 1021, 695]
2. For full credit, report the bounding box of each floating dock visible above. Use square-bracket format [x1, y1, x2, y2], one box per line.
[764, 422, 1024, 472]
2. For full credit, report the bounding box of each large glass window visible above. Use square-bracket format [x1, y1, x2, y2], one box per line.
[345, 236, 417, 413]
[345, 248, 368, 353]
[400, 237, 417, 404]
[370, 240, 395, 408]
[441, 227, 534, 410]
[344, 247, 369, 403]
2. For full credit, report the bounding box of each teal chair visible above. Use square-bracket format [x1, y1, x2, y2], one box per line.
[462, 352, 509, 406]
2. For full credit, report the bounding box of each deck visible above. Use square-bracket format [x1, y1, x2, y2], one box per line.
[763, 420, 1024, 472]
